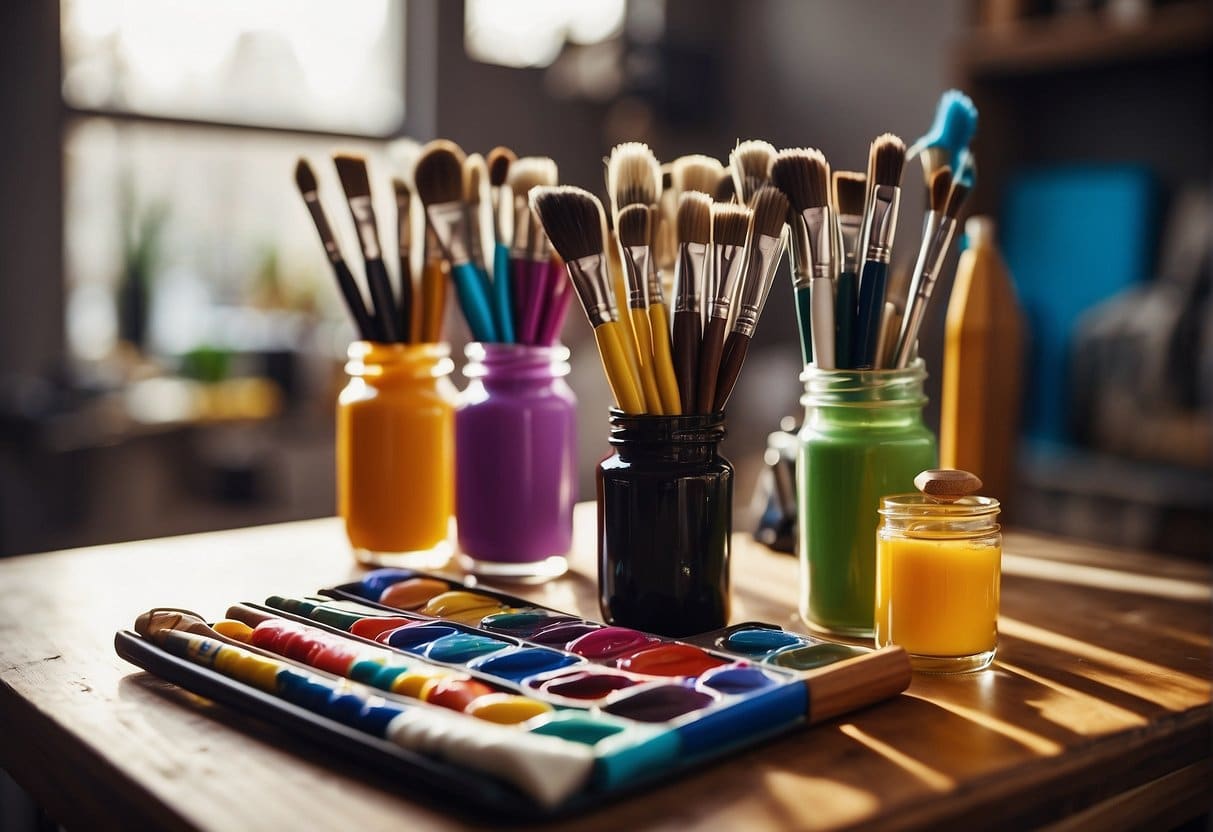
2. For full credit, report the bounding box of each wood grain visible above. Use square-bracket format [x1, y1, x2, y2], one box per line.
[0, 506, 1208, 830]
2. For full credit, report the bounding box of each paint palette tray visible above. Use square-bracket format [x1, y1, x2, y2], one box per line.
[115, 567, 911, 820]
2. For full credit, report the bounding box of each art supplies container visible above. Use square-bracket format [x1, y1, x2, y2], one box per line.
[455, 343, 577, 580]
[875, 469, 1002, 673]
[597, 412, 732, 637]
[337, 341, 456, 568]
[798, 361, 937, 637]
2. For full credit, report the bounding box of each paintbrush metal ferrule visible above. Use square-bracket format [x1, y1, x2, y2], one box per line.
[646, 258, 666, 305]
[861, 185, 901, 265]
[566, 254, 618, 327]
[347, 194, 382, 260]
[673, 242, 709, 315]
[621, 244, 652, 310]
[492, 185, 513, 246]
[529, 225, 553, 263]
[790, 207, 838, 289]
[301, 192, 342, 262]
[425, 200, 471, 265]
[708, 243, 746, 321]
[732, 231, 786, 337]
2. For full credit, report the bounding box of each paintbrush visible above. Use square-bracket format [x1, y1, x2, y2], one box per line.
[853, 134, 906, 368]
[413, 140, 499, 343]
[618, 203, 669, 414]
[713, 186, 789, 411]
[464, 153, 490, 275]
[420, 226, 447, 343]
[831, 171, 866, 368]
[673, 155, 726, 318]
[772, 148, 837, 369]
[294, 159, 377, 341]
[671, 191, 712, 412]
[507, 156, 559, 344]
[715, 169, 737, 204]
[608, 142, 666, 413]
[907, 89, 978, 188]
[535, 251, 572, 346]
[730, 140, 776, 207]
[697, 202, 750, 413]
[893, 168, 971, 368]
[530, 186, 645, 414]
[392, 177, 414, 343]
[486, 146, 516, 342]
[333, 153, 402, 342]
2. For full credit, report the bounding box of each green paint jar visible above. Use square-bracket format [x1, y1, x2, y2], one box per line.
[797, 361, 937, 637]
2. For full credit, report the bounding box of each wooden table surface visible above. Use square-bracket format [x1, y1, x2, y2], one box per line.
[1, 504, 1209, 831]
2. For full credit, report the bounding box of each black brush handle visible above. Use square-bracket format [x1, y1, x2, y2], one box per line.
[834, 269, 857, 369]
[365, 258, 402, 343]
[853, 260, 888, 369]
[672, 308, 701, 414]
[713, 330, 751, 412]
[696, 316, 729, 414]
[397, 254, 413, 343]
[332, 259, 378, 341]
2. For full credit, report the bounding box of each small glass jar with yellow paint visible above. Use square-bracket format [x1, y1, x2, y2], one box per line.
[337, 341, 457, 568]
[875, 469, 1001, 674]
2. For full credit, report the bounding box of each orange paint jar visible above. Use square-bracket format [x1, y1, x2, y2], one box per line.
[337, 341, 456, 567]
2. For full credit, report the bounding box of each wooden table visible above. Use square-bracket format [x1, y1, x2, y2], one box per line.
[1, 504, 1209, 831]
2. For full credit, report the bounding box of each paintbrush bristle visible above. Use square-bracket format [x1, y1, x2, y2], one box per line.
[464, 153, 486, 206]
[730, 139, 776, 204]
[770, 148, 830, 213]
[944, 179, 971, 220]
[530, 186, 605, 262]
[930, 167, 953, 213]
[486, 146, 515, 188]
[832, 171, 867, 218]
[333, 153, 372, 199]
[294, 158, 318, 195]
[712, 203, 751, 248]
[749, 186, 790, 239]
[867, 133, 906, 189]
[715, 171, 737, 203]
[507, 156, 559, 203]
[617, 203, 652, 249]
[607, 142, 661, 218]
[413, 140, 466, 206]
[672, 155, 725, 198]
[676, 191, 712, 246]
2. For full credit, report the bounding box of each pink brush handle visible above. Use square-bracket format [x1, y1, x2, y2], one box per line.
[522, 257, 556, 344]
[510, 255, 530, 340]
[537, 259, 573, 346]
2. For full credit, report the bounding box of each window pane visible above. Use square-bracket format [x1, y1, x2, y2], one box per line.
[61, 0, 405, 135]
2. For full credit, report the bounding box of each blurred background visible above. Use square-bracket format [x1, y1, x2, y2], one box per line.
[0, 0, 1210, 559]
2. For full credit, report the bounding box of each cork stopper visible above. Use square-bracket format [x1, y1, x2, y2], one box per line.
[914, 469, 982, 503]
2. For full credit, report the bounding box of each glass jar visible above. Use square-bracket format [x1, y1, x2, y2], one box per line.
[798, 361, 937, 637]
[876, 479, 1002, 674]
[455, 343, 577, 580]
[597, 412, 732, 637]
[337, 341, 456, 568]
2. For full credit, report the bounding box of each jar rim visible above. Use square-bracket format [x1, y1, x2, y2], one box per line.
[463, 342, 572, 380]
[607, 409, 726, 445]
[800, 358, 928, 408]
[345, 340, 454, 378]
[879, 494, 1001, 518]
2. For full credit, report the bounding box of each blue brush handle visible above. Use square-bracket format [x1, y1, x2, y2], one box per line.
[492, 243, 515, 343]
[451, 262, 499, 343]
[853, 260, 888, 369]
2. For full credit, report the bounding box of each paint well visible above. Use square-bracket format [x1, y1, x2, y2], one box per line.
[567, 626, 657, 660]
[603, 685, 717, 722]
[424, 632, 510, 664]
[539, 670, 640, 700]
[478, 609, 580, 637]
[468, 647, 580, 682]
[528, 622, 602, 647]
[617, 644, 727, 677]
[698, 665, 779, 695]
[768, 642, 864, 670]
[382, 623, 459, 650]
[720, 627, 804, 656]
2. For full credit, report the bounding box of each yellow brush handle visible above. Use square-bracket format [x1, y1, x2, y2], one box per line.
[647, 302, 682, 414]
[421, 258, 447, 343]
[629, 308, 666, 415]
[608, 240, 647, 411]
[594, 322, 645, 414]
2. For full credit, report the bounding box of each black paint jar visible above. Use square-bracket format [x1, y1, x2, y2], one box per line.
[596, 410, 733, 636]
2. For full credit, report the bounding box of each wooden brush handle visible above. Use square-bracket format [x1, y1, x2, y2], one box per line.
[648, 303, 682, 414]
[712, 330, 751, 412]
[594, 322, 645, 414]
[630, 308, 666, 415]
[672, 308, 701, 413]
[421, 258, 446, 343]
[802, 645, 911, 725]
[697, 316, 730, 414]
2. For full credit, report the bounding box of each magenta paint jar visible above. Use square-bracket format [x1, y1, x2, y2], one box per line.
[455, 343, 577, 581]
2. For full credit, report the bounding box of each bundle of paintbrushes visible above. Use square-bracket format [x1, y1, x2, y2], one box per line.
[295, 154, 453, 344]
[531, 142, 791, 414]
[765, 89, 979, 370]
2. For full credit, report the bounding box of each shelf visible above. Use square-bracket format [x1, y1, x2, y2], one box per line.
[957, 2, 1212, 79]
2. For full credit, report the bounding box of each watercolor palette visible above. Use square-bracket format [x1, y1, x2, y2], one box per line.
[115, 568, 910, 819]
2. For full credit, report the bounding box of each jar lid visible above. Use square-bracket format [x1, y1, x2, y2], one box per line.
[880, 469, 999, 518]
